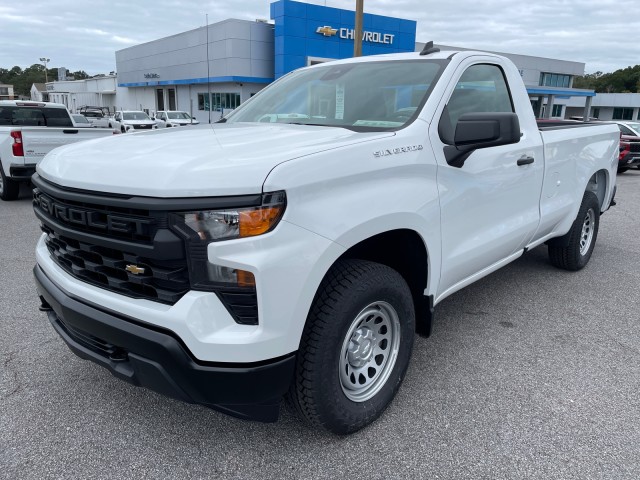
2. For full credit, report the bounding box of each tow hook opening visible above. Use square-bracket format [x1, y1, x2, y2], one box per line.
[38, 295, 53, 312]
[109, 349, 129, 362]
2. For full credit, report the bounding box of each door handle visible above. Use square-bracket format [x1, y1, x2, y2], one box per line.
[517, 156, 535, 166]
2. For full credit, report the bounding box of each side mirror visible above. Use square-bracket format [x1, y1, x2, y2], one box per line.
[444, 112, 521, 167]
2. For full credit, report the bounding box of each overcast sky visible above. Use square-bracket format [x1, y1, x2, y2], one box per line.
[1, 0, 637, 76]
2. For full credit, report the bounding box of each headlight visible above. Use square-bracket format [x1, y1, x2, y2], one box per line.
[168, 192, 286, 326]
[174, 191, 286, 242]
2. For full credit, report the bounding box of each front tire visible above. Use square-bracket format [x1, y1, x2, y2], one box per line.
[0, 167, 20, 201]
[288, 259, 415, 434]
[548, 191, 600, 271]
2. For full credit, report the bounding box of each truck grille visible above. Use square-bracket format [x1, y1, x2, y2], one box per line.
[32, 175, 261, 322]
[43, 225, 190, 304]
[33, 188, 157, 242]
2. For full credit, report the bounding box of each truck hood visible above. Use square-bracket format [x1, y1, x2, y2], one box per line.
[37, 123, 393, 197]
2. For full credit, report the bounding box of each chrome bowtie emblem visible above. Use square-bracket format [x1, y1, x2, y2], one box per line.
[125, 264, 145, 275]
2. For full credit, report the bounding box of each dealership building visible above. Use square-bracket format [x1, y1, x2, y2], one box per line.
[41, 0, 612, 121]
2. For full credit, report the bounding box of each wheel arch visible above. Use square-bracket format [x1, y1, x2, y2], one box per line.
[585, 168, 609, 212]
[320, 228, 433, 336]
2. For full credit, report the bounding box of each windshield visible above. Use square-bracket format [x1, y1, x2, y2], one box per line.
[625, 122, 640, 135]
[225, 59, 446, 130]
[167, 112, 191, 119]
[123, 112, 150, 120]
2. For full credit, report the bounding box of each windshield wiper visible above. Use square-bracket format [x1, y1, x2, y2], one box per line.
[286, 122, 338, 128]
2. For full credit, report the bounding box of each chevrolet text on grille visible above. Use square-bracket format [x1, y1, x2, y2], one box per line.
[34, 191, 152, 235]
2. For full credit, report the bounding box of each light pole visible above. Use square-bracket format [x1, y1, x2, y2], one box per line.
[39, 57, 50, 83]
[353, 0, 363, 57]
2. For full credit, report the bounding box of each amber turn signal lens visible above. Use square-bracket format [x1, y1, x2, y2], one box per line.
[236, 269, 256, 287]
[239, 206, 283, 238]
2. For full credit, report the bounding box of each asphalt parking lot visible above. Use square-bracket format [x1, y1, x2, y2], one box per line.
[2, 172, 640, 480]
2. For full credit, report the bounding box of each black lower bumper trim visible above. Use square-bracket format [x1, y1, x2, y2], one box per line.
[34, 264, 296, 422]
[10, 165, 36, 180]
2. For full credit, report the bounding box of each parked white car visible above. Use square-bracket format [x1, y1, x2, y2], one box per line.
[111, 110, 157, 133]
[154, 110, 199, 128]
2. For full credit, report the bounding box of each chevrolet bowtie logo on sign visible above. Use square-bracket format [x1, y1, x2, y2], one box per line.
[125, 264, 146, 275]
[316, 25, 338, 37]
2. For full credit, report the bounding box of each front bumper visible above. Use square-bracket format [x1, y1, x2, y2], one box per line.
[619, 152, 640, 168]
[34, 264, 296, 422]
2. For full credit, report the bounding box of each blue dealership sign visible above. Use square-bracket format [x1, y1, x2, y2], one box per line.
[270, 0, 417, 78]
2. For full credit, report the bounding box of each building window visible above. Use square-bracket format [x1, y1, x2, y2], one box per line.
[198, 93, 209, 111]
[592, 108, 600, 119]
[198, 92, 241, 111]
[0, 87, 8, 95]
[156, 89, 164, 111]
[552, 105, 563, 117]
[539, 72, 571, 88]
[613, 107, 633, 120]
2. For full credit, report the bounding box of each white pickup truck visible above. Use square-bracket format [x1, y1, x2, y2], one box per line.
[0, 101, 115, 200]
[110, 110, 158, 133]
[33, 49, 619, 434]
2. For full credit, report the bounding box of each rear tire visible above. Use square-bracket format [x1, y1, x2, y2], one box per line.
[548, 191, 600, 271]
[288, 259, 415, 435]
[0, 167, 20, 201]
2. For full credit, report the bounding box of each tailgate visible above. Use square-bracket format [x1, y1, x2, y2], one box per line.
[21, 127, 113, 164]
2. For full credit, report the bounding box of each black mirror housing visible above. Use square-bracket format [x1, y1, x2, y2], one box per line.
[445, 112, 521, 167]
[455, 112, 520, 148]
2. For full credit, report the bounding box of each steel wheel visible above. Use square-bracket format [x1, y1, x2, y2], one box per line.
[339, 301, 401, 402]
[579, 208, 595, 256]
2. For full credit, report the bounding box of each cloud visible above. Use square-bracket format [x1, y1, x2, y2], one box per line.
[66, 27, 110, 36]
[0, 13, 45, 25]
[0, 0, 637, 75]
[111, 36, 138, 45]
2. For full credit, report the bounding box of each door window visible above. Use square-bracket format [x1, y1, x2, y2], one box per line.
[439, 64, 513, 143]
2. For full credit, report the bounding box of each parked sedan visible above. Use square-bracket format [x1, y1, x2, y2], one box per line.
[70, 114, 93, 128]
[154, 110, 199, 128]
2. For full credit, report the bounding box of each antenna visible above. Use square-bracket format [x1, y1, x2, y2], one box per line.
[420, 41, 440, 56]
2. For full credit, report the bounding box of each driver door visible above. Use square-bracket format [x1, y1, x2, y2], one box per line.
[428, 59, 544, 299]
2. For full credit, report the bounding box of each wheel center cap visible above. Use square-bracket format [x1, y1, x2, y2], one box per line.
[347, 328, 375, 367]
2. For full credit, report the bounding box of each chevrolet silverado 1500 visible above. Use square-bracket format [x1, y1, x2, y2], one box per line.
[33, 48, 619, 434]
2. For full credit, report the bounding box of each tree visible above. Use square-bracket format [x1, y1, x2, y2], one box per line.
[70, 70, 90, 80]
[574, 65, 640, 93]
